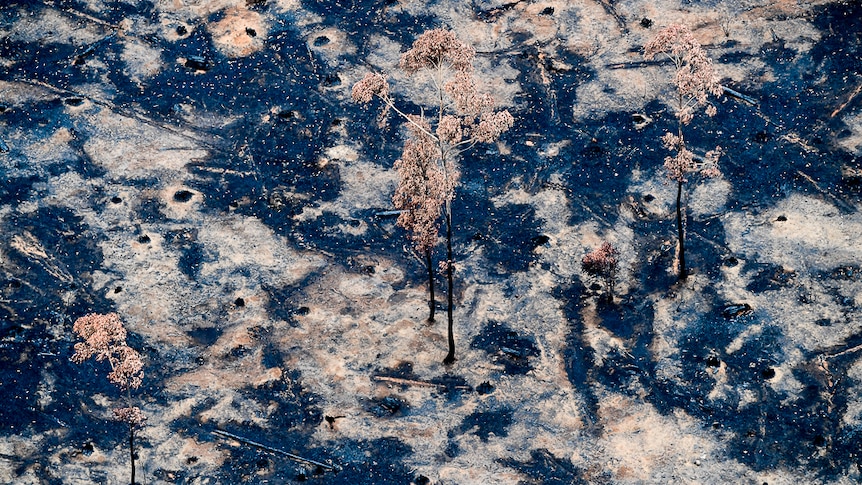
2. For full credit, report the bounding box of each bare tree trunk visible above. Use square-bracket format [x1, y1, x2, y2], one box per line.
[606, 274, 615, 304]
[443, 209, 456, 365]
[129, 424, 136, 485]
[676, 180, 687, 280]
[425, 249, 435, 322]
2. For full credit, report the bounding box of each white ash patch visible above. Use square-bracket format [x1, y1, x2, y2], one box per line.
[19, 127, 79, 171]
[120, 38, 164, 84]
[837, 110, 862, 156]
[306, 27, 357, 67]
[4, 7, 104, 45]
[81, 108, 209, 177]
[723, 194, 862, 273]
[841, 359, 862, 429]
[689, 176, 731, 218]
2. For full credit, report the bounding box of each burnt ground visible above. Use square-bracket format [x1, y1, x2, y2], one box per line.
[2, 0, 862, 484]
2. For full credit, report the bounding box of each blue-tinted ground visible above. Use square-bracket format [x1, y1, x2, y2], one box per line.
[2, 0, 862, 483]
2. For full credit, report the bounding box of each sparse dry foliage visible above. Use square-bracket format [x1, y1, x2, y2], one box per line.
[72, 312, 145, 485]
[399, 29, 474, 74]
[353, 28, 513, 364]
[72, 312, 144, 390]
[582, 242, 619, 303]
[644, 24, 722, 125]
[392, 115, 453, 254]
[113, 406, 147, 427]
[351, 72, 389, 104]
[661, 133, 722, 183]
[644, 24, 723, 280]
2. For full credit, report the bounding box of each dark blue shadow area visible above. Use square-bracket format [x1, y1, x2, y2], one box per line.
[366, 395, 409, 418]
[628, 216, 680, 293]
[453, 407, 513, 443]
[264, 280, 309, 327]
[507, 44, 594, 133]
[460, 199, 544, 274]
[500, 448, 588, 485]
[745, 262, 797, 293]
[305, 0, 436, 50]
[293, 209, 403, 256]
[554, 281, 601, 429]
[2, 206, 106, 309]
[560, 109, 647, 227]
[595, 300, 641, 341]
[374, 361, 472, 402]
[470, 320, 539, 375]
[718, 1, 862, 214]
[686, 213, 732, 281]
[0, 4, 115, 89]
[193, 429, 414, 484]
[0, 96, 108, 199]
[50, 0, 152, 24]
[187, 152, 343, 236]
[316, 437, 414, 485]
[161, 228, 214, 280]
[640, 285, 858, 478]
[589, 300, 657, 397]
[0, 174, 42, 206]
[130, 27, 329, 135]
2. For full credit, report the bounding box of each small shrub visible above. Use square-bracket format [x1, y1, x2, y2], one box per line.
[582, 242, 619, 303]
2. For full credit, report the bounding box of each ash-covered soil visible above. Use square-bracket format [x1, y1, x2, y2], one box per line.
[2, 0, 862, 483]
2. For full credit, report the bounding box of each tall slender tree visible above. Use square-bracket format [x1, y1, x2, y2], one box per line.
[353, 29, 513, 364]
[72, 312, 146, 485]
[391, 114, 448, 323]
[644, 24, 722, 280]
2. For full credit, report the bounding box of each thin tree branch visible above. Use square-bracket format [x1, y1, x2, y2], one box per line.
[377, 94, 439, 141]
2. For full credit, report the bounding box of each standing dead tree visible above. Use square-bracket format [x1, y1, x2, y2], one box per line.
[644, 24, 722, 280]
[71, 312, 146, 485]
[353, 29, 514, 364]
[392, 114, 448, 324]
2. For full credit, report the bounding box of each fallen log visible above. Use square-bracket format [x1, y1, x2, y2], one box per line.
[373, 375, 470, 391]
[212, 429, 341, 472]
[830, 83, 862, 118]
[721, 85, 758, 106]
